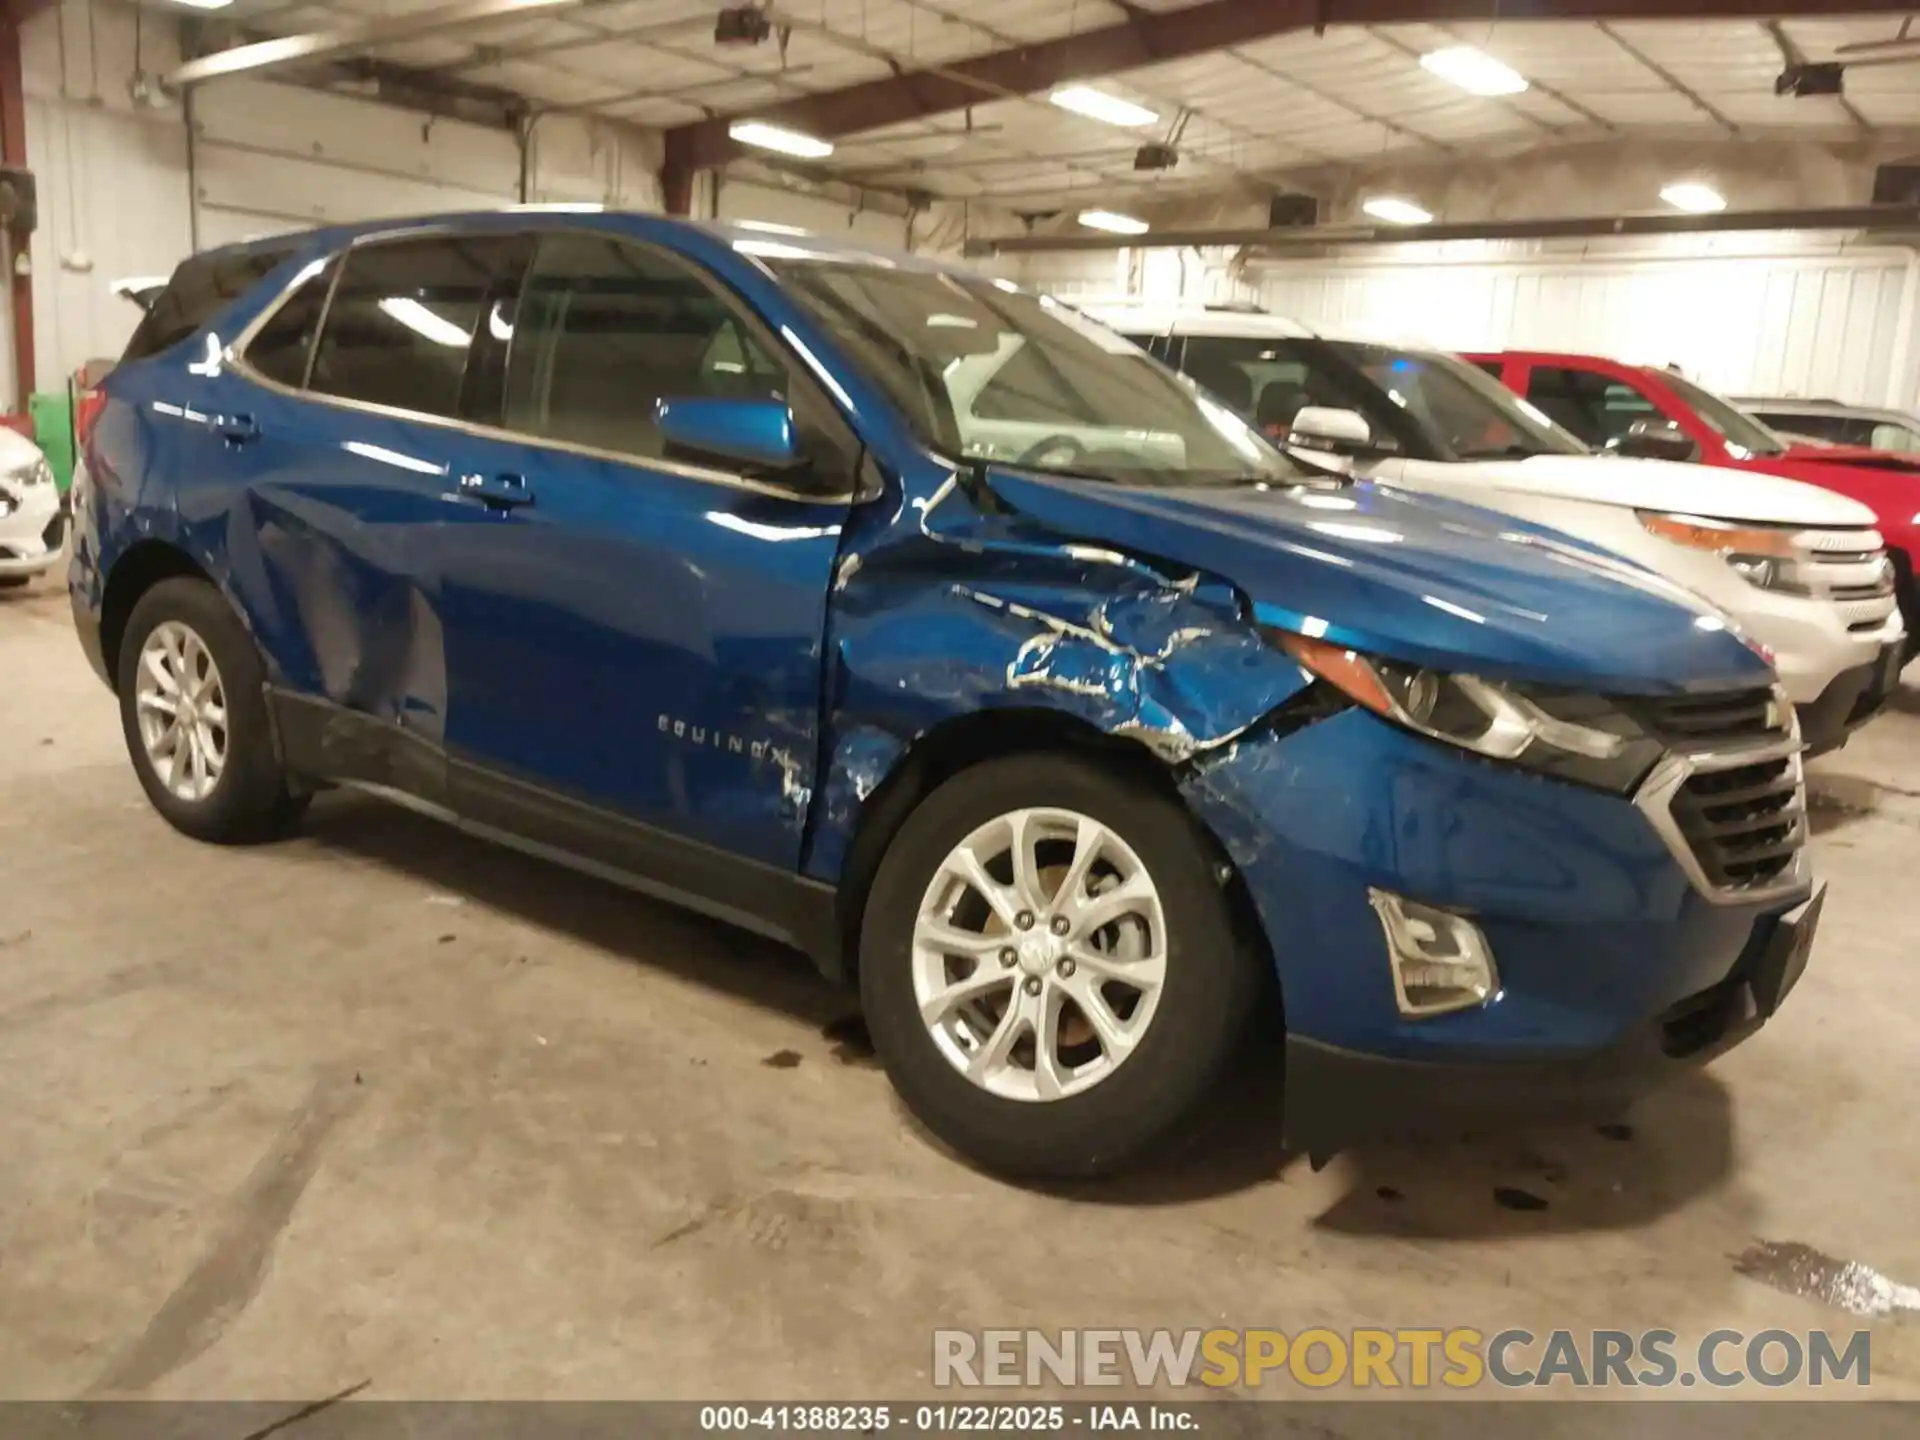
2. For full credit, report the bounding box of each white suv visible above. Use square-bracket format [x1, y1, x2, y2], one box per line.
[1084, 304, 1904, 755]
[0, 428, 63, 589]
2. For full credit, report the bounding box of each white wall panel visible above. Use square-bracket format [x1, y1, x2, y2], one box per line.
[1250, 240, 1920, 410]
[1020, 233, 1920, 413]
[190, 81, 521, 246]
[21, 0, 194, 387]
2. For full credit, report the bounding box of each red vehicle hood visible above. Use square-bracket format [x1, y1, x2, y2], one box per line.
[1780, 441, 1920, 475]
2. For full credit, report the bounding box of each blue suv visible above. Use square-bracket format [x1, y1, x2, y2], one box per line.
[70, 211, 1822, 1178]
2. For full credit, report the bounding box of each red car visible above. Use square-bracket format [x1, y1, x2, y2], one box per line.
[1468, 350, 1920, 660]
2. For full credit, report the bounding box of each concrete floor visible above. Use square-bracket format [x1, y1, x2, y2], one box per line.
[5, 573, 1920, 1406]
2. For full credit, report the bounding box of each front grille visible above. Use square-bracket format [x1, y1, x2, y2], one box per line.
[1798, 526, 1897, 625]
[1634, 684, 1808, 902]
[1671, 756, 1805, 890]
[1637, 686, 1781, 745]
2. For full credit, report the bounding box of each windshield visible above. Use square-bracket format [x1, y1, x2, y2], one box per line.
[767, 260, 1304, 487]
[1326, 342, 1588, 460]
[1660, 370, 1786, 457]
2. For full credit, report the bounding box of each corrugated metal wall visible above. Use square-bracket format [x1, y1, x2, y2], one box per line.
[1014, 234, 1920, 412]
[1250, 237, 1920, 409]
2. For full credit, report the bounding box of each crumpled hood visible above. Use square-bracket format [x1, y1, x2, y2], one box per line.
[984, 468, 1774, 696]
[1454, 453, 1876, 528]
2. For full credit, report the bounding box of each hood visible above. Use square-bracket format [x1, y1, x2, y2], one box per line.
[983, 469, 1773, 696]
[0, 426, 44, 473]
[1453, 453, 1876, 528]
[1780, 441, 1920, 477]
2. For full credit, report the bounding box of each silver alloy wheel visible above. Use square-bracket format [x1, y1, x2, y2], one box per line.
[912, 807, 1168, 1102]
[134, 620, 229, 803]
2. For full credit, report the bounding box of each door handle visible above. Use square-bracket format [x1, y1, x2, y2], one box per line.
[457, 471, 536, 510]
[216, 413, 259, 444]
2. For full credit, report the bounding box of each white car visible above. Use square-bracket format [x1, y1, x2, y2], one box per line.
[0, 428, 63, 589]
[1080, 304, 1904, 755]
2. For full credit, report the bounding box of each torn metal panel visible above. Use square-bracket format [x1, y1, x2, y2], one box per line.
[807, 726, 909, 882]
[802, 463, 1312, 881]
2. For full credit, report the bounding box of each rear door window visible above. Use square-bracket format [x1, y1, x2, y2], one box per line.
[122, 246, 298, 362]
[307, 235, 532, 421]
[243, 261, 336, 390]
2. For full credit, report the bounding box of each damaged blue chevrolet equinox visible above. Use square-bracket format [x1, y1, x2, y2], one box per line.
[71, 212, 1823, 1178]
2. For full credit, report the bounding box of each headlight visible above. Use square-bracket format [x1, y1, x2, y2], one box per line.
[1638, 511, 1810, 595]
[4, 458, 52, 489]
[1275, 632, 1665, 793]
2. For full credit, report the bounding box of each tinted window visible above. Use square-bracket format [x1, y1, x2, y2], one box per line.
[244, 261, 335, 389]
[1524, 366, 1660, 446]
[123, 246, 296, 362]
[308, 236, 530, 420]
[504, 233, 787, 461]
[1179, 336, 1344, 435]
[1751, 413, 1869, 445]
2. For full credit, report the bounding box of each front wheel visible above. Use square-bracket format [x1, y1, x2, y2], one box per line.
[860, 753, 1262, 1179]
[116, 577, 308, 843]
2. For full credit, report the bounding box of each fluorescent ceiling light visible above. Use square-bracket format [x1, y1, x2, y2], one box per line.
[1420, 45, 1529, 97]
[1660, 181, 1726, 213]
[734, 219, 809, 235]
[728, 120, 834, 159]
[1049, 85, 1159, 128]
[1362, 196, 1433, 226]
[378, 297, 471, 348]
[168, 0, 235, 9]
[1078, 209, 1149, 235]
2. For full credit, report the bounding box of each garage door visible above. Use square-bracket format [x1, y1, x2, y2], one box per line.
[189, 80, 521, 249]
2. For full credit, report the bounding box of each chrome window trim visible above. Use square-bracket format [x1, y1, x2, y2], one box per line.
[1632, 726, 1811, 908]
[224, 226, 866, 508]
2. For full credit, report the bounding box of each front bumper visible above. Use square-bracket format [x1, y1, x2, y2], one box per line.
[1796, 643, 1906, 755]
[0, 482, 65, 577]
[1283, 884, 1820, 1155]
[1181, 706, 1815, 1156]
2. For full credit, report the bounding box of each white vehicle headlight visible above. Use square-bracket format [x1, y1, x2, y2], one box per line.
[1638, 510, 1812, 596]
[4, 457, 53, 489]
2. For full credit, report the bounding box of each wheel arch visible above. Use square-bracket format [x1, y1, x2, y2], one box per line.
[99, 540, 216, 692]
[821, 707, 1279, 1026]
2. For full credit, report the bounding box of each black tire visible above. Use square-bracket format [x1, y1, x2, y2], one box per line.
[860, 752, 1261, 1180]
[116, 577, 308, 844]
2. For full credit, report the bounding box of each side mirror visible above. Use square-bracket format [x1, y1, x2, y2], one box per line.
[656, 396, 805, 474]
[1607, 418, 1699, 463]
[1287, 406, 1377, 457]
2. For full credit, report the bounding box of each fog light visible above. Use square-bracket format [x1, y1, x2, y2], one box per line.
[1367, 889, 1499, 1017]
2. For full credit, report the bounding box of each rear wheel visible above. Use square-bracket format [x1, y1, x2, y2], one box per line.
[117, 577, 308, 843]
[860, 753, 1260, 1179]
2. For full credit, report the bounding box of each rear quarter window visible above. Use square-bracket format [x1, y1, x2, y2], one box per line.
[122, 247, 298, 362]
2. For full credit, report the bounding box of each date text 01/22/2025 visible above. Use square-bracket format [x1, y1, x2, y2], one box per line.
[698, 1404, 1198, 1432]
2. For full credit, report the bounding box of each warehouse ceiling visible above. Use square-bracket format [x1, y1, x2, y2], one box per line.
[171, 0, 1920, 205]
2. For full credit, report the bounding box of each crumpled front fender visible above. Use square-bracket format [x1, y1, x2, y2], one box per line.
[802, 468, 1312, 883]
